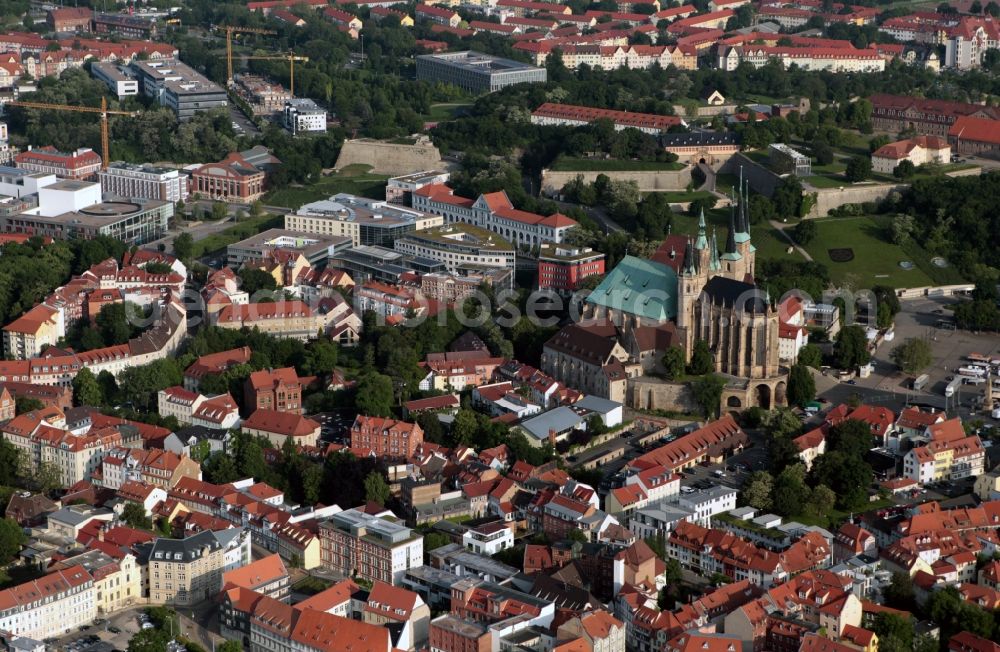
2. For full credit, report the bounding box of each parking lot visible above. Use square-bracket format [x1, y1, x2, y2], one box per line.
[50, 607, 150, 652]
[825, 295, 1000, 422]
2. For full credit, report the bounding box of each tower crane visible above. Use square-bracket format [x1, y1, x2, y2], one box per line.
[8, 97, 138, 170]
[241, 53, 309, 95]
[220, 25, 278, 86]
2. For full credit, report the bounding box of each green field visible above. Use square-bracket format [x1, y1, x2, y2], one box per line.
[424, 102, 472, 122]
[551, 157, 685, 172]
[191, 214, 284, 259]
[265, 165, 389, 208]
[800, 216, 935, 289]
[804, 175, 847, 189]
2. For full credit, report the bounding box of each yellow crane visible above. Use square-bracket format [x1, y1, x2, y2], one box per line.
[221, 25, 278, 85]
[8, 97, 138, 170]
[241, 53, 309, 95]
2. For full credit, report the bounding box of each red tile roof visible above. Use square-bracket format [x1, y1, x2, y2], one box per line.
[243, 409, 320, 438]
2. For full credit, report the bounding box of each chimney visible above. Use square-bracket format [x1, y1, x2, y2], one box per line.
[549, 429, 557, 447]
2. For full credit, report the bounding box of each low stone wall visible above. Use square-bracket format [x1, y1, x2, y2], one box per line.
[806, 183, 905, 218]
[540, 166, 692, 195]
[334, 138, 445, 175]
[626, 377, 698, 412]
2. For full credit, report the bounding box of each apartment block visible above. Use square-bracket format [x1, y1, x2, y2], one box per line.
[98, 162, 188, 203]
[0, 565, 96, 640]
[147, 528, 251, 606]
[350, 415, 424, 460]
[318, 508, 423, 585]
[903, 418, 985, 484]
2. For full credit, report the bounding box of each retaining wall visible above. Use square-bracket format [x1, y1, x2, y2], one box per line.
[540, 167, 692, 195]
[334, 138, 445, 175]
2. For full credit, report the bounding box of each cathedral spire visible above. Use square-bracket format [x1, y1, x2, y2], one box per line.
[694, 208, 709, 250]
[682, 235, 697, 276]
[710, 227, 721, 272]
[725, 203, 738, 255]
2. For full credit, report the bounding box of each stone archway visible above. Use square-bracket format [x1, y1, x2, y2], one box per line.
[775, 381, 787, 407]
[755, 384, 772, 409]
[727, 395, 742, 408]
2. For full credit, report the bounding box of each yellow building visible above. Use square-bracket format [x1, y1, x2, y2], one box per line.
[2, 303, 63, 360]
[51, 550, 141, 615]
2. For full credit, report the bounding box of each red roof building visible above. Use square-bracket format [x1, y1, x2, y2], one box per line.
[15, 146, 102, 180]
[242, 409, 321, 448]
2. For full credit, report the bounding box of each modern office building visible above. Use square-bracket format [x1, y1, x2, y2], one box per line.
[393, 223, 516, 276]
[90, 62, 139, 99]
[283, 98, 328, 135]
[415, 50, 546, 93]
[0, 199, 172, 245]
[285, 193, 444, 247]
[329, 244, 446, 284]
[93, 12, 158, 38]
[129, 59, 228, 120]
[226, 229, 351, 266]
[537, 244, 605, 295]
[98, 162, 188, 203]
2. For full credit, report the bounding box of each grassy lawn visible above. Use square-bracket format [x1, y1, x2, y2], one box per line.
[804, 175, 848, 189]
[551, 157, 685, 172]
[191, 214, 283, 259]
[715, 173, 739, 196]
[791, 498, 894, 529]
[265, 167, 389, 208]
[425, 102, 472, 122]
[669, 208, 806, 263]
[801, 216, 935, 289]
[810, 162, 846, 175]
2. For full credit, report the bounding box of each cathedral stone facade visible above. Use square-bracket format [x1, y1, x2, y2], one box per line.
[550, 182, 786, 411]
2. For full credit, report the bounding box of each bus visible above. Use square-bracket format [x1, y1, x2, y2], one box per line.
[912, 374, 930, 391]
[959, 366, 987, 377]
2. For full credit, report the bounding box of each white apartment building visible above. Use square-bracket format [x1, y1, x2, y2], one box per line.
[283, 98, 327, 134]
[98, 162, 189, 203]
[461, 522, 514, 556]
[0, 565, 96, 641]
[678, 486, 738, 527]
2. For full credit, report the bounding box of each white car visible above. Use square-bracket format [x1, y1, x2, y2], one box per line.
[142, 622, 155, 630]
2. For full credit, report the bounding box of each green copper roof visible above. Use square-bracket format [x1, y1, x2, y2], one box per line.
[709, 229, 721, 272]
[734, 232, 752, 244]
[585, 255, 677, 321]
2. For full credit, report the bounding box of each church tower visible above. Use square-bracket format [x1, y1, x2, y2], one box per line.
[720, 198, 744, 279]
[694, 209, 711, 273]
[734, 173, 756, 279]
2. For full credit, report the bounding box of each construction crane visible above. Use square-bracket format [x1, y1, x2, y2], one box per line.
[241, 53, 309, 95]
[8, 97, 138, 170]
[220, 25, 278, 86]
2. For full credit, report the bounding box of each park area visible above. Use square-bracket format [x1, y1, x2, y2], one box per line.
[265, 164, 389, 208]
[800, 216, 938, 289]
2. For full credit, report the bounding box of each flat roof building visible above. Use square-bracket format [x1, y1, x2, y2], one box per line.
[393, 223, 516, 277]
[283, 98, 327, 135]
[226, 228, 351, 266]
[130, 59, 228, 120]
[90, 62, 139, 99]
[416, 50, 547, 93]
[99, 162, 188, 204]
[1, 199, 172, 245]
[285, 193, 444, 247]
